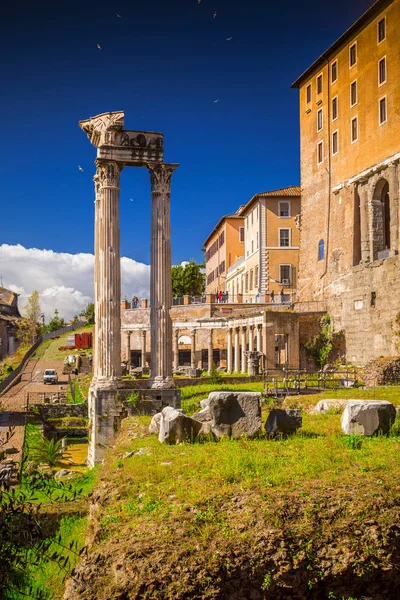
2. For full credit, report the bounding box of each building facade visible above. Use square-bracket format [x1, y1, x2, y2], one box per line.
[226, 188, 301, 303]
[120, 300, 315, 373]
[204, 211, 244, 295]
[292, 0, 400, 362]
[0, 287, 21, 360]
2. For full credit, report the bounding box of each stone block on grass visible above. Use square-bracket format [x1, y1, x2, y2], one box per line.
[159, 406, 202, 444]
[149, 412, 162, 435]
[207, 391, 262, 438]
[265, 409, 302, 435]
[340, 400, 396, 436]
[314, 399, 347, 413]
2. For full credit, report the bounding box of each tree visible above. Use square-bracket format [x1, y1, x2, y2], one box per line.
[45, 309, 65, 332]
[80, 302, 95, 324]
[18, 291, 41, 344]
[305, 314, 333, 369]
[172, 261, 205, 297]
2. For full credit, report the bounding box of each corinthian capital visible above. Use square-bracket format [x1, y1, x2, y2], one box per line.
[148, 163, 179, 193]
[95, 160, 123, 189]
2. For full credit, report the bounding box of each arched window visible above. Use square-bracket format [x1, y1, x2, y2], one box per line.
[318, 239, 325, 261]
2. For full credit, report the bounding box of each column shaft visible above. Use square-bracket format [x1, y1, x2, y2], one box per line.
[359, 183, 370, 262]
[191, 330, 196, 369]
[248, 326, 254, 352]
[241, 327, 247, 373]
[388, 163, 399, 255]
[173, 329, 179, 370]
[208, 329, 213, 373]
[148, 163, 178, 388]
[234, 327, 240, 372]
[227, 328, 233, 374]
[256, 325, 262, 353]
[141, 330, 147, 367]
[93, 160, 122, 382]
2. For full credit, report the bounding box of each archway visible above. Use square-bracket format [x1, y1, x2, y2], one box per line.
[373, 178, 390, 256]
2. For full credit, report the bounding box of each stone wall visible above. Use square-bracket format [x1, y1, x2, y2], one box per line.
[328, 255, 400, 363]
[32, 403, 88, 420]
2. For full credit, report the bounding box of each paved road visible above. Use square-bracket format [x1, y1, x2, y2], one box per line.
[0, 359, 67, 479]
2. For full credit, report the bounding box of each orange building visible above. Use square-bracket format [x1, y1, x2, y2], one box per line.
[204, 211, 244, 295]
[292, 0, 400, 362]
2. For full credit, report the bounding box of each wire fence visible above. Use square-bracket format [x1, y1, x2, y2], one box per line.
[263, 368, 358, 397]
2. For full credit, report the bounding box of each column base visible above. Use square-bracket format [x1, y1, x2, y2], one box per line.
[149, 376, 175, 389]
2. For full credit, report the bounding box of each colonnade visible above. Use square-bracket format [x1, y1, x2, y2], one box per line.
[126, 322, 266, 374]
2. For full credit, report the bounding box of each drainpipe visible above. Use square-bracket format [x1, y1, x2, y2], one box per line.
[321, 57, 331, 285]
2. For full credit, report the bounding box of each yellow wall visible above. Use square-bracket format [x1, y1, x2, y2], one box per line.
[205, 217, 244, 294]
[297, 0, 400, 300]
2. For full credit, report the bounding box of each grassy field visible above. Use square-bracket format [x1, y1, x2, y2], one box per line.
[11, 384, 400, 599]
[38, 326, 93, 361]
[0, 342, 31, 382]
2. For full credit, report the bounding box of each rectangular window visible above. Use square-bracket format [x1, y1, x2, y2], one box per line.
[279, 265, 292, 286]
[219, 231, 225, 247]
[251, 210, 254, 225]
[279, 229, 290, 247]
[331, 60, 338, 83]
[332, 96, 338, 121]
[317, 73, 323, 95]
[249, 269, 253, 290]
[245, 273, 249, 293]
[350, 80, 358, 107]
[239, 226, 244, 242]
[306, 83, 312, 104]
[379, 96, 387, 125]
[254, 265, 258, 287]
[332, 130, 338, 155]
[251, 239, 254, 253]
[349, 43, 357, 67]
[279, 201, 291, 217]
[378, 17, 386, 43]
[317, 140, 323, 164]
[379, 57, 386, 85]
[246, 217, 249, 229]
[317, 107, 323, 131]
[256, 231, 259, 249]
[351, 116, 358, 143]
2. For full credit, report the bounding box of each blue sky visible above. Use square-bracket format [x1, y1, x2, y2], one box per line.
[1, 0, 372, 266]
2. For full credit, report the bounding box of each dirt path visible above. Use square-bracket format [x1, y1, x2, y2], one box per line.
[0, 358, 67, 482]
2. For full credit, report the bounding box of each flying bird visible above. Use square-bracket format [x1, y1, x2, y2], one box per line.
[226, 37, 233, 41]
[213, 99, 220, 103]
[130, 198, 134, 202]
[97, 43, 102, 50]
[198, 0, 201, 4]
[78, 165, 84, 172]
[213, 12, 217, 18]
[116, 13, 122, 18]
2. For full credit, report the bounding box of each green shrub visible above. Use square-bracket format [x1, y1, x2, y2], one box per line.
[208, 363, 222, 384]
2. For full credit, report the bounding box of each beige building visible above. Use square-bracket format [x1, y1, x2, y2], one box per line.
[226, 187, 301, 303]
[204, 211, 244, 295]
[292, 0, 400, 362]
[0, 287, 21, 360]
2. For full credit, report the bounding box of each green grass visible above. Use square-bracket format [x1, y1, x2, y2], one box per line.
[39, 326, 93, 361]
[7, 515, 87, 600]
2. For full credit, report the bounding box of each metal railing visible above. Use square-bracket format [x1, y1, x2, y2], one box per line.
[263, 368, 358, 397]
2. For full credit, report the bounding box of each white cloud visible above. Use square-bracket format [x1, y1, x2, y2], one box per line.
[0, 244, 150, 321]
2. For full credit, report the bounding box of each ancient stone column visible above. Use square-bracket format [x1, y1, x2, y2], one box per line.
[234, 327, 240, 372]
[241, 326, 247, 373]
[358, 182, 370, 262]
[148, 163, 178, 389]
[248, 325, 254, 352]
[191, 329, 196, 369]
[127, 331, 132, 365]
[256, 325, 262, 353]
[141, 330, 147, 367]
[207, 329, 213, 374]
[227, 328, 233, 374]
[93, 159, 123, 383]
[173, 328, 179, 370]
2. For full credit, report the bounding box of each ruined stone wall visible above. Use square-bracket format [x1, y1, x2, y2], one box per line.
[328, 255, 400, 363]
